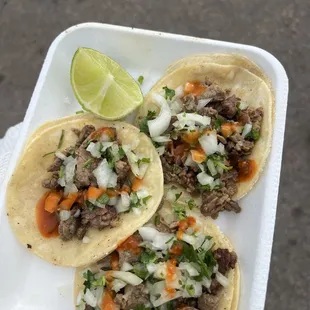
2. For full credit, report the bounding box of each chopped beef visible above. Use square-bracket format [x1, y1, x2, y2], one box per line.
[76, 224, 88, 240]
[197, 293, 220, 310]
[238, 110, 251, 125]
[75, 147, 100, 189]
[200, 188, 241, 219]
[213, 248, 237, 274]
[155, 215, 178, 233]
[183, 94, 198, 112]
[216, 95, 239, 119]
[227, 133, 254, 156]
[162, 154, 197, 193]
[85, 306, 94, 310]
[115, 160, 131, 187]
[58, 216, 78, 241]
[42, 173, 59, 189]
[75, 125, 96, 148]
[174, 297, 198, 309]
[47, 146, 75, 172]
[200, 107, 218, 117]
[220, 170, 238, 197]
[71, 128, 81, 137]
[202, 79, 226, 101]
[210, 279, 222, 295]
[118, 250, 140, 267]
[114, 284, 149, 310]
[248, 107, 264, 132]
[81, 205, 117, 229]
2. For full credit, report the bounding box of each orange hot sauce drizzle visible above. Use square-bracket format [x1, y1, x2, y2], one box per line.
[101, 289, 117, 310]
[165, 258, 177, 297]
[36, 192, 59, 238]
[117, 235, 141, 255]
[238, 159, 257, 182]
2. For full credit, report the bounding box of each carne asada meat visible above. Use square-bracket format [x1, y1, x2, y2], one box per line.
[75, 124, 96, 148]
[81, 205, 117, 230]
[42, 173, 59, 189]
[213, 248, 237, 274]
[114, 284, 149, 310]
[198, 293, 221, 310]
[115, 159, 131, 187]
[59, 216, 78, 241]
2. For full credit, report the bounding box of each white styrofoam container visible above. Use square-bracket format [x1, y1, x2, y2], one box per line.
[0, 23, 288, 310]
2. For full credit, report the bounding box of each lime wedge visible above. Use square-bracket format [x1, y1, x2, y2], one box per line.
[70, 47, 143, 119]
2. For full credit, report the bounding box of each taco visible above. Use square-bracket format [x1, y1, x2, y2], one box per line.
[6, 114, 163, 267]
[136, 57, 273, 218]
[74, 187, 240, 310]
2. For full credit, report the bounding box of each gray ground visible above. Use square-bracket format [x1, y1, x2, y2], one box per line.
[0, 1, 309, 309]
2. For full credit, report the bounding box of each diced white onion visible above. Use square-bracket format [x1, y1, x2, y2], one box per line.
[124, 150, 140, 177]
[181, 280, 202, 298]
[86, 142, 102, 158]
[146, 263, 157, 274]
[93, 159, 113, 188]
[197, 98, 212, 110]
[84, 289, 97, 307]
[218, 143, 225, 155]
[148, 94, 172, 137]
[115, 195, 130, 214]
[175, 113, 211, 129]
[112, 279, 127, 293]
[152, 135, 171, 143]
[199, 131, 218, 155]
[73, 209, 81, 218]
[59, 210, 71, 221]
[100, 133, 111, 142]
[170, 98, 183, 115]
[101, 142, 114, 152]
[201, 238, 214, 251]
[175, 85, 184, 98]
[202, 277, 212, 289]
[55, 151, 67, 160]
[107, 172, 117, 188]
[151, 281, 166, 295]
[153, 263, 167, 279]
[64, 183, 78, 195]
[217, 165, 224, 175]
[108, 271, 143, 286]
[82, 236, 90, 244]
[179, 263, 199, 276]
[197, 172, 214, 186]
[136, 188, 149, 200]
[242, 123, 252, 137]
[108, 196, 117, 206]
[156, 146, 166, 156]
[216, 272, 229, 288]
[138, 227, 174, 251]
[180, 233, 197, 246]
[239, 101, 249, 110]
[65, 156, 77, 184]
[132, 208, 141, 216]
[151, 291, 182, 307]
[121, 262, 133, 272]
[185, 154, 198, 168]
[76, 291, 83, 306]
[95, 286, 103, 305]
[207, 159, 217, 176]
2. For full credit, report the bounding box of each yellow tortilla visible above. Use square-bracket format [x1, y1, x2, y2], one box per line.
[137, 60, 274, 200]
[74, 186, 240, 309]
[6, 114, 164, 267]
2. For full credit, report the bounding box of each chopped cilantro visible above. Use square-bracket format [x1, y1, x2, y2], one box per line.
[214, 118, 223, 131]
[75, 110, 84, 114]
[142, 195, 152, 204]
[163, 86, 175, 100]
[140, 248, 157, 264]
[82, 270, 95, 293]
[57, 129, 65, 149]
[187, 199, 196, 210]
[154, 214, 160, 226]
[85, 200, 97, 211]
[186, 284, 195, 296]
[97, 193, 110, 205]
[137, 75, 144, 85]
[137, 157, 151, 166]
[118, 147, 126, 159]
[42, 151, 55, 158]
[246, 129, 260, 141]
[83, 158, 93, 168]
[139, 110, 157, 134]
[132, 263, 149, 279]
[59, 166, 65, 179]
[165, 236, 175, 244]
[175, 192, 183, 201]
[173, 203, 187, 220]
